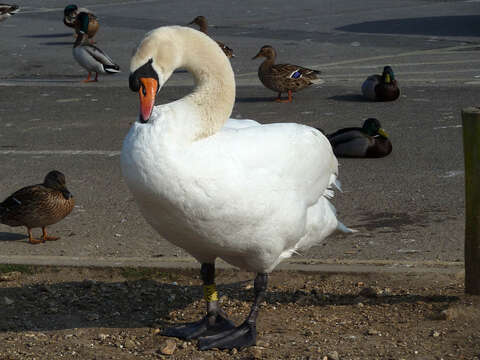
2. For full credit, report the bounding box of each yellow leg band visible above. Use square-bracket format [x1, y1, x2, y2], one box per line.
[203, 284, 219, 302]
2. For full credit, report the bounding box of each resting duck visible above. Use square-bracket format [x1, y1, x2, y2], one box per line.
[63, 4, 99, 43]
[252, 45, 323, 102]
[188, 15, 234, 58]
[0, 3, 19, 22]
[72, 28, 120, 82]
[326, 118, 392, 158]
[0, 170, 74, 245]
[361, 65, 400, 101]
[122, 26, 353, 351]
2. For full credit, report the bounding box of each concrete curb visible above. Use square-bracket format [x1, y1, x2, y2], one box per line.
[0, 255, 464, 274]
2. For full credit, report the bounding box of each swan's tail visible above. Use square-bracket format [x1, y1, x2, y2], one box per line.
[337, 220, 357, 234]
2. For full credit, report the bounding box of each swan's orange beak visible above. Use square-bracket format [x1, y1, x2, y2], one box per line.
[138, 77, 158, 123]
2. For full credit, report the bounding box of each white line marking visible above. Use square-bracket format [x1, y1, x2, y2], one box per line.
[433, 125, 462, 130]
[238, 44, 480, 77]
[0, 150, 120, 156]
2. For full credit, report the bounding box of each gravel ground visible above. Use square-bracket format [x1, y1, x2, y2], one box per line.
[0, 265, 479, 359]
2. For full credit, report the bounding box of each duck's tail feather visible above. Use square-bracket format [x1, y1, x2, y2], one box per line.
[104, 64, 120, 74]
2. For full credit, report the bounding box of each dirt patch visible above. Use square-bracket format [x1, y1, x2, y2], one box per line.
[0, 266, 479, 359]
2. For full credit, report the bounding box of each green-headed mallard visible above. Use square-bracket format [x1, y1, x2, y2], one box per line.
[361, 65, 400, 101]
[252, 45, 323, 103]
[0, 3, 19, 22]
[188, 16, 234, 59]
[0, 170, 75, 244]
[64, 4, 99, 43]
[326, 118, 392, 158]
[73, 29, 120, 82]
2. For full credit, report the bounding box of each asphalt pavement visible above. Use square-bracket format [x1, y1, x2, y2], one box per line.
[0, 0, 479, 272]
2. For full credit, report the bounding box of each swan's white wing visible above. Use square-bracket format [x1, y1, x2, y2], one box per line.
[223, 118, 261, 130]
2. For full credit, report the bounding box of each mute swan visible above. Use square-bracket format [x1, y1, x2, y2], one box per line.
[0, 170, 74, 244]
[327, 118, 392, 158]
[252, 45, 323, 103]
[361, 65, 400, 101]
[121, 26, 353, 350]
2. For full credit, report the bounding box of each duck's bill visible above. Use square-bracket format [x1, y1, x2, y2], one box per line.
[251, 52, 260, 60]
[138, 77, 158, 123]
[378, 128, 389, 138]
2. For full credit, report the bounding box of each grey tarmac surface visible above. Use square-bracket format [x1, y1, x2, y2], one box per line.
[0, 0, 479, 271]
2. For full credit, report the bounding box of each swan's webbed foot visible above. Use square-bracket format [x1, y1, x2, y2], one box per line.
[162, 312, 235, 340]
[198, 320, 256, 350]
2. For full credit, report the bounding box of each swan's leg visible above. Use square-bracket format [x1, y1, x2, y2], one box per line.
[198, 273, 268, 350]
[162, 263, 235, 340]
[42, 227, 59, 241]
[94, 72, 98, 82]
[27, 228, 43, 244]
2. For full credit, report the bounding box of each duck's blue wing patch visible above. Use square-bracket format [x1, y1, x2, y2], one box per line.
[290, 70, 302, 79]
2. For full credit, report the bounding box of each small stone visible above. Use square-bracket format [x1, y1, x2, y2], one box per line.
[327, 351, 340, 360]
[230, 348, 238, 355]
[367, 329, 379, 336]
[4, 296, 14, 305]
[85, 313, 100, 321]
[97, 333, 108, 341]
[248, 346, 262, 359]
[160, 339, 176, 355]
[431, 330, 441, 338]
[124, 339, 136, 349]
[152, 328, 161, 335]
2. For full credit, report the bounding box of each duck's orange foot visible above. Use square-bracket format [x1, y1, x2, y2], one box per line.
[43, 236, 60, 241]
[82, 79, 98, 83]
[274, 98, 292, 103]
[29, 237, 44, 245]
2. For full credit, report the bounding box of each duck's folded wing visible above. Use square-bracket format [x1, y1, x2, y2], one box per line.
[84, 45, 116, 66]
[0, 185, 47, 211]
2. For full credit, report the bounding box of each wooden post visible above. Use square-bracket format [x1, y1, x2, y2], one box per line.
[462, 106, 480, 295]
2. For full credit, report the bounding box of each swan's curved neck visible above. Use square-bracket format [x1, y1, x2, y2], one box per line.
[133, 27, 236, 142]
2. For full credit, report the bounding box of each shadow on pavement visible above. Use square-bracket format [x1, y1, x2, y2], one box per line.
[0, 277, 459, 332]
[0, 232, 26, 242]
[337, 15, 480, 37]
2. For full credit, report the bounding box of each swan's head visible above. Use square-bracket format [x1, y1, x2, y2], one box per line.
[129, 26, 235, 128]
[129, 29, 183, 123]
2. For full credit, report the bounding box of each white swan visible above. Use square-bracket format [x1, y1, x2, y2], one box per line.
[121, 26, 353, 351]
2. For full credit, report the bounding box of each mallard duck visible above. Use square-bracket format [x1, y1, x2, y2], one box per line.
[188, 16, 234, 58]
[361, 65, 400, 101]
[0, 170, 74, 245]
[252, 45, 323, 103]
[326, 118, 392, 158]
[122, 26, 353, 351]
[0, 3, 19, 22]
[63, 5, 99, 43]
[73, 30, 120, 82]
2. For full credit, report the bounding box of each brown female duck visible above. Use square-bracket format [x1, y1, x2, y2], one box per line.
[63, 4, 99, 44]
[252, 45, 323, 102]
[0, 170, 75, 244]
[361, 66, 400, 101]
[326, 118, 392, 158]
[188, 16, 234, 58]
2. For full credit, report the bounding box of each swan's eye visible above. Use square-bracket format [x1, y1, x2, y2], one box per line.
[142, 85, 147, 96]
[129, 74, 140, 92]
